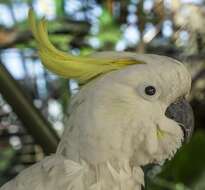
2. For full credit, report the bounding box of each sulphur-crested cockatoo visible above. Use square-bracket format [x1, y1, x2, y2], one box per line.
[0, 10, 194, 190]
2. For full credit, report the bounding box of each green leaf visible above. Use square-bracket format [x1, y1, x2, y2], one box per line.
[147, 131, 205, 189]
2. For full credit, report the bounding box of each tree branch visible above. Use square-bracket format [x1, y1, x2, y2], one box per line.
[0, 63, 60, 154]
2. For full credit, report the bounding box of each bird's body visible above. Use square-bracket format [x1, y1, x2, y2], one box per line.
[1, 52, 192, 190]
[0, 11, 194, 190]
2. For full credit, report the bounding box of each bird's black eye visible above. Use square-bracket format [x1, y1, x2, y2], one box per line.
[145, 86, 156, 96]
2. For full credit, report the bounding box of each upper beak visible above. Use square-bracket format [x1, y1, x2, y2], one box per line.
[165, 98, 194, 143]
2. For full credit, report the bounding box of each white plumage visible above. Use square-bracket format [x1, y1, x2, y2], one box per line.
[0, 52, 192, 190]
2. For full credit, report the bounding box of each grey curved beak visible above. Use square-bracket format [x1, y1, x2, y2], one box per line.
[165, 98, 194, 143]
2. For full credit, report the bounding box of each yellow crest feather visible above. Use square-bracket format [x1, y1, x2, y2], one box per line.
[28, 9, 145, 83]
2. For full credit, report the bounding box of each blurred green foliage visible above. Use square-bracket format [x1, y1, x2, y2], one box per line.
[97, 9, 121, 47]
[146, 131, 205, 190]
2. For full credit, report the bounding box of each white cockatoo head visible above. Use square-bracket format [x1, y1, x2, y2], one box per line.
[57, 52, 193, 167]
[28, 10, 194, 189]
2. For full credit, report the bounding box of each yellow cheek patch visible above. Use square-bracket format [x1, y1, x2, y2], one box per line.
[28, 9, 145, 84]
[157, 127, 165, 139]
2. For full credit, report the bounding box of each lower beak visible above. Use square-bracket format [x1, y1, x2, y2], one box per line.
[165, 98, 194, 143]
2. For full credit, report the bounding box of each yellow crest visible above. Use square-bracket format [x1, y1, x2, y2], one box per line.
[28, 9, 144, 84]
